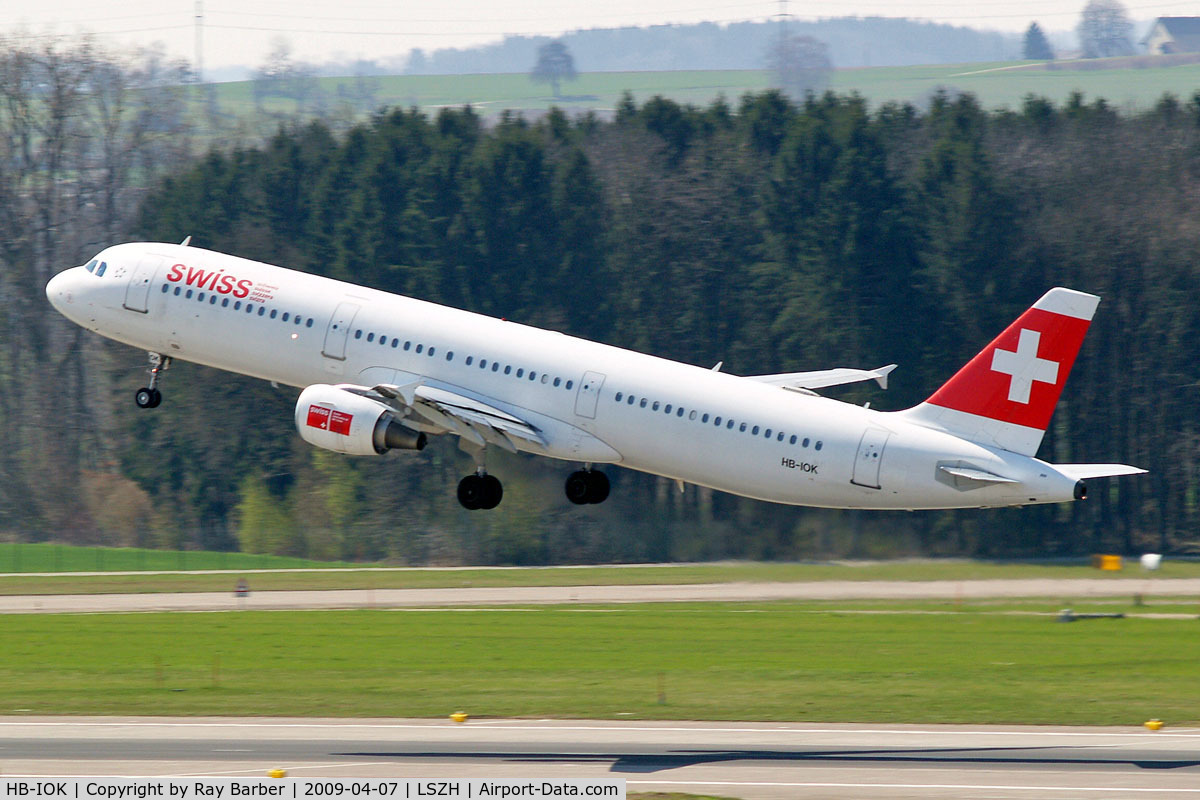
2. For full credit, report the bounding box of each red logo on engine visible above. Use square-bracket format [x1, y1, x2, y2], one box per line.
[306, 405, 352, 435]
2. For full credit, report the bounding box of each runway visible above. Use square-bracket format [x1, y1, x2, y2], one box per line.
[2, 577, 1199, 613]
[1, 717, 1198, 799]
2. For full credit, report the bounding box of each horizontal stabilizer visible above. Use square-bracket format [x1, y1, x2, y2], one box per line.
[749, 364, 897, 392]
[938, 465, 1019, 485]
[1055, 463, 1147, 480]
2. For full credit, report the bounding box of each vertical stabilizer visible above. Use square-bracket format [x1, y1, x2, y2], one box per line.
[901, 288, 1098, 456]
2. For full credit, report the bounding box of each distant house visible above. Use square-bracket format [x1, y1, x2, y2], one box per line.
[1143, 17, 1200, 54]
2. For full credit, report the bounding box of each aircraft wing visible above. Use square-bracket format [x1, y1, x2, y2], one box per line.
[747, 364, 898, 392]
[337, 382, 545, 454]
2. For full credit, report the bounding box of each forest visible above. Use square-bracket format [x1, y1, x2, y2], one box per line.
[3, 41, 1198, 563]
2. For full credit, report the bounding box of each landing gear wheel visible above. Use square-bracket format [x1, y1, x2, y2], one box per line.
[135, 387, 162, 409]
[458, 475, 484, 510]
[479, 474, 503, 509]
[458, 473, 504, 510]
[565, 469, 610, 505]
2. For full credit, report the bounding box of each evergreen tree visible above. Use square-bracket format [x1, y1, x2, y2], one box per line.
[1022, 22, 1054, 60]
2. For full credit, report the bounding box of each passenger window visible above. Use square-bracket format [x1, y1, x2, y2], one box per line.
[777, 432, 784, 442]
[404, 341, 412, 351]
[271, 309, 279, 320]
[802, 438, 810, 447]
[354, 330, 362, 339]
[677, 408, 684, 417]
[627, 395, 635, 405]
[282, 312, 289, 322]
[652, 401, 660, 411]
[615, 392, 623, 402]
[542, 374, 550, 384]
[446, 351, 454, 361]
[161, 284, 168, 293]
[258, 306, 265, 316]
[764, 428, 771, 438]
[480, 359, 487, 368]
[306, 318, 314, 327]
[185, 289, 193, 299]
[701, 413, 708, 422]
[428, 347, 436, 356]
[209, 295, 217, 305]
[728, 420, 735, 429]
[415, 344, 423, 353]
[554, 377, 561, 387]
[492, 362, 500, 372]
[689, 410, 696, 420]
[639, 398, 647, 408]
[529, 371, 537, 381]
[750, 425, 758, 435]
[714, 416, 722, 425]
[504, 365, 511, 374]
[174, 287, 181, 296]
[566, 380, 574, 389]
[391, 338, 398, 347]
[815, 441, 823, 451]
[234, 300, 241, 310]
[516, 368, 524, 378]
[466, 356, 474, 365]
[380, 337, 387, 346]
[664, 404, 672, 414]
[198, 292, 206, 302]
[222, 298, 229, 307]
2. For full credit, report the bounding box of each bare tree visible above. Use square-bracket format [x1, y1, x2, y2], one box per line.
[767, 34, 832, 100]
[1078, 0, 1134, 58]
[530, 41, 577, 100]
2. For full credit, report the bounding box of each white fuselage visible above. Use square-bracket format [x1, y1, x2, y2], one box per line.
[47, 243, 1082, 510]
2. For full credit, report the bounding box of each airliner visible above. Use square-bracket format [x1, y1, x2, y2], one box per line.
[46, 241, 1144, 510]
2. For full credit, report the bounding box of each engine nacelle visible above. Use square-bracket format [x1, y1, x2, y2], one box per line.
[295, 384, 426, 456]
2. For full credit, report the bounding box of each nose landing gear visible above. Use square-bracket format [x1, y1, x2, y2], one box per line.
[135, 352, 170, 409]
[565, 469, 610, 505]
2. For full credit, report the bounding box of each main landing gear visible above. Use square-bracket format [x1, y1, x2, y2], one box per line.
[135, 352, 171, 409]
[565, 469, 610, 505]
[458, 470, 503, 511]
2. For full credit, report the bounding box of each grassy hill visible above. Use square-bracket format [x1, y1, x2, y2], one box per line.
[211, 59, 1200, 122]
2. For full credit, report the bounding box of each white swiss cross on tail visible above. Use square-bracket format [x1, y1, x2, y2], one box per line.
[990, 329, 1059, 404]
[905, 288, 1099, 457]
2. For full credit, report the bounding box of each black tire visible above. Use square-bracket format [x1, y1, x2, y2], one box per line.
[457, 475, 483, 510]
[479, 474, 503, 509]
[135, 388, 156, 409]
[148, 388, 162, 408]
[587, 470, 610, 504]
[565, 471, 592, 505]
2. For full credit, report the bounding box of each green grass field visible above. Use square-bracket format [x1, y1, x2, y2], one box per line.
[1, 544, 1198, 595]
[209, 59, 1200, 122]
[0, 542, 360, 573]
[1, 603, 1196, 724]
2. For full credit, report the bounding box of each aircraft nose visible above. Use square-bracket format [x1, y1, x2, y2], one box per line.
[45, 268, 77, 313]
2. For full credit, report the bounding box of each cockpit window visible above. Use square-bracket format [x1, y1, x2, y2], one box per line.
[95, 262, 107, 277]
[85, 260, 97, 273]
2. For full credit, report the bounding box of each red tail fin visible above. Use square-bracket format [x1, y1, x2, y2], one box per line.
[904, 288, 1098, 456]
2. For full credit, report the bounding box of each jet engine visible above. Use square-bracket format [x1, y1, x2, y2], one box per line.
[295, 384, 426, 456]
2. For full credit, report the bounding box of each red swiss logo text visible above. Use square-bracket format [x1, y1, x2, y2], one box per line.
[167, 263, 254, 299]
[306, 405, 353, 436]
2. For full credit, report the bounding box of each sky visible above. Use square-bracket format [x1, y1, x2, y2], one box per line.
[3, 0, 1197, 73]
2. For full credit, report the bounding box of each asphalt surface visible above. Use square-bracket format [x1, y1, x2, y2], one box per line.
[1, 717, 1198, 799]
[3, 578, 1200, 613]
